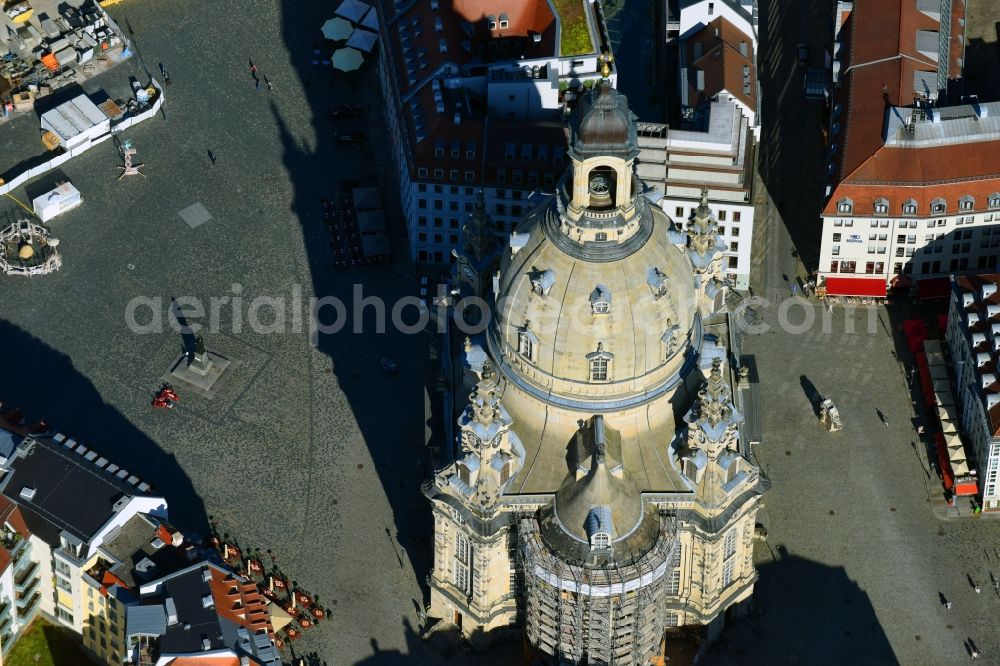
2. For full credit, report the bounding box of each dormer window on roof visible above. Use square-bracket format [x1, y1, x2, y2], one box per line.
[499, 13, 509, 29]
[531, 269, 555, 297]
[591, 285, 611, 314]
[990, 194, 1000, 209]
[585, 505, 613, 550]
[960, 196, 975, 211]
[837, 198, 853, 214]
[487, 15, 497, 30]
[902, 199, 918, 215]
[647, 267, 669, 299]
[874, 198, 889, 214]
[931, 197, 947, 214]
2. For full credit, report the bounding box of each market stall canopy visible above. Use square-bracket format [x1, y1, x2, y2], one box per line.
[347, 27, 378, 53]
[335, 0, 369, 23]
[332, 47, 364, 72]
[943, 432, 963, 449]
[361, 6, 379, 30]
[951, 459, 970, 476]
[322, 17, 354, 41]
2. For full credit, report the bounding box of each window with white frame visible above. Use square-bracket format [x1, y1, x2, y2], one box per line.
[518, 324, 537, 362]
[723, 528, 737, 559]
[588, 343, 612, 381]
[665, 546, 681, 594]
[990, 194, 1000, 209]
[722, 557, 735, 587]
[874, 198, 889, 214]
[837, 198, 853, 213]
[454, 533, 471, 594]
[903, 200, 917, 215]
[665, 612, 680, 627]
[932, 198, 947, 214]
[960, 196, 975, 211]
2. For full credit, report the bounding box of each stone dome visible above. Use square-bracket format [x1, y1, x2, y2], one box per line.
[572, 82, 636, 155]
[490, 198, 698, 409]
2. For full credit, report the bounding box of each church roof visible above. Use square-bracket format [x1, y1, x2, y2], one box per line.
[570, 81, 638, 158]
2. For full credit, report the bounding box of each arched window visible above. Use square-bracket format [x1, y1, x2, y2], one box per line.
[518, 322, 538, 362]
[587, 166, 617, 208]
[591, 533, 610, 549]
[590, 285, 611, 314]
[587, 343, 613, 381]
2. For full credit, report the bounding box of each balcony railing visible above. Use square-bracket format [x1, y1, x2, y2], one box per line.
[13, 561, 37, 587]
[15, 577, 39, 602]
[16, 592, 39, 616]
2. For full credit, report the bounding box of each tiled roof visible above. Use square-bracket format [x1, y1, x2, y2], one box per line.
[685, 17, 755, 111]
[380, 0, 556, 98]
[0, 435, 145, 544]
[0, 495, 29, 575]
[827, 180, 1000, 218]
[828, 0, 980, 213]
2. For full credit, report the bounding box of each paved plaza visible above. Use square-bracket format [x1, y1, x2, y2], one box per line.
[0, 0, 464, 663]
[1, 0, 1000, 664]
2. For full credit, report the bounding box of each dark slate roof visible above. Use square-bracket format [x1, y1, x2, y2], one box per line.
[159, 567, 226, 654]
[0, 435, 138, 544]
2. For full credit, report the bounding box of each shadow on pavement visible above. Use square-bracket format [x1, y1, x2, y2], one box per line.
[703, 550, 896, 665]
[0, 319, 209, 534]
[275, 0, 433, 590]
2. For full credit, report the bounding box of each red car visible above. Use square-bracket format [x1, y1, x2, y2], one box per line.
[328, 104, 363, 118]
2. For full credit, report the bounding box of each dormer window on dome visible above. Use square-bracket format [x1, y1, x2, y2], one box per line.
[585, 506, 613, 551]
[531, 269, 556, 297]
[591, 285, 611, 314]
[647, 267, 669, 299]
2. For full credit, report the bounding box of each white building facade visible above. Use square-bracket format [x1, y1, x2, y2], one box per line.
[946, 276, 1000, 510]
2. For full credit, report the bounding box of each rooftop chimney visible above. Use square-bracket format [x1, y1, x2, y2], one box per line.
[166, 598, 178, 626]
[19, 487, 35, 501]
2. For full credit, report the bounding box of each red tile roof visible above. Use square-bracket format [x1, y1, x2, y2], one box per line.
[209, 567, 274, 635]
[0, 496, 29, 575]
[826, 0, 984, 215]
[685, 17, 756, 111]
[379, 0, 556, 98]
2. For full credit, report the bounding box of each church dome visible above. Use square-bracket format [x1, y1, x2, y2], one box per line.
[489, 198, 698, 408]
[572, 82, 636, 156]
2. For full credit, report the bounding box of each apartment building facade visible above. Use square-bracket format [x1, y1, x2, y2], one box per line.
[374, 0, 618, 263]
[946, 275, 1000, 510]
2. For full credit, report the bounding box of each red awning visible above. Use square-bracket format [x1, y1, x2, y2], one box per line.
[954, 479, 979, 496]
[916, 277, 951, 300]
[824, 277, 887, 298]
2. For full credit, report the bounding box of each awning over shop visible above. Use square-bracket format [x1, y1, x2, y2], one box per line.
[824, 276, 886, 298]
[916, 277, 951, 300]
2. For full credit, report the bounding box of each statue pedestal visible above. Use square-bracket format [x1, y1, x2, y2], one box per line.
[164, 350, 234, 398]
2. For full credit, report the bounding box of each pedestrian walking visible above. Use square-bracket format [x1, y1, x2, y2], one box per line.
[207, 149, 216, 165]
[264, 75, 273, 91]
[975, 584, 981, 594]
[971, 649, 980, 661]
[946, 600, 952, 609]
[249, 58, 257, 75]
[255, 78, 261, 91]
[164, 69, 172, 86]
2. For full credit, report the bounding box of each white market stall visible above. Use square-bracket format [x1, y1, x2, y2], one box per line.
[39, 95, 110, 151]
[32, 182, 82, 222]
